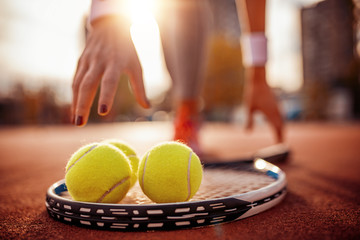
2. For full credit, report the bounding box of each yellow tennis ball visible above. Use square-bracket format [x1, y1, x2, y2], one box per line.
[138, 141, 203, 203]
[102, 139, 140, 187]
[65, 142, 131, 203]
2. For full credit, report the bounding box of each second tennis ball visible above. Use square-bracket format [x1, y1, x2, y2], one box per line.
[138, 141, 203, 203]
[65, 143, 132, 203]
[102, 139, 140, 187]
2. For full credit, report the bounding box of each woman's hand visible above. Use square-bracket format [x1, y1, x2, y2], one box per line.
[244, 66, 283, 142]
[72, 16, 150, 126]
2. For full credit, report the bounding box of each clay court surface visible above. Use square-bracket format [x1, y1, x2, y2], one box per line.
[0, 122, 359, 239]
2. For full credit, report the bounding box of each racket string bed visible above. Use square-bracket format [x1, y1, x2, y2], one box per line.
[194, 168, 275, 200]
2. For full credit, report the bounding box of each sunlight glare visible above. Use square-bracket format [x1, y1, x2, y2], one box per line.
[128, 0, 157, 25]
[254, 159, 267, 170]
[128, 0, 171, 100]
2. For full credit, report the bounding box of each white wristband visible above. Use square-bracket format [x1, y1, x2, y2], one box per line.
[89, 0, 126, 25]
[240, 32, 268, 67]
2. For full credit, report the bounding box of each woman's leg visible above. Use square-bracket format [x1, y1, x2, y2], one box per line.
[156, 1, 212, 153]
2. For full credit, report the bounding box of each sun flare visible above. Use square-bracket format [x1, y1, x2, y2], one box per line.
[126, 0, 171, 100]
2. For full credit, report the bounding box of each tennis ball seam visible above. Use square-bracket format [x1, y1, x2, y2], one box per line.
[140, 151, 150, 194]
[185, 151, 192, 201]
[96, 176, 130, 203]
[66, 144, 97, 173]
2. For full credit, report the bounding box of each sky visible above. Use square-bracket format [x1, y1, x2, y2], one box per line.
[0, 0, 323, 103]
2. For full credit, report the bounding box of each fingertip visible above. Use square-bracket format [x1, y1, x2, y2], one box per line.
[75, 115, 86, 127]
[133, 91, 151, 109]
[98, 104, 108, 116]
[141, 98, 151, 109]
[133, 87, 151, 109]
[126, 69, 151, 109]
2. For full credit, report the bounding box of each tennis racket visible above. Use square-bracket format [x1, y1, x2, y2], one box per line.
[45, 144, 289, 231]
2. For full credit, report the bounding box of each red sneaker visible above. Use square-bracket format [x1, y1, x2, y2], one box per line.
[173, 100, 201, 155]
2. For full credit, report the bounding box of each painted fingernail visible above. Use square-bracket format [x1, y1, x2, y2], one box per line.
[100, 104, 108, 114]
[75, 116, 83, 126]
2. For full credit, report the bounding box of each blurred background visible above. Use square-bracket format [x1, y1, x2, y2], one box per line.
[0, 0, 359, 126]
